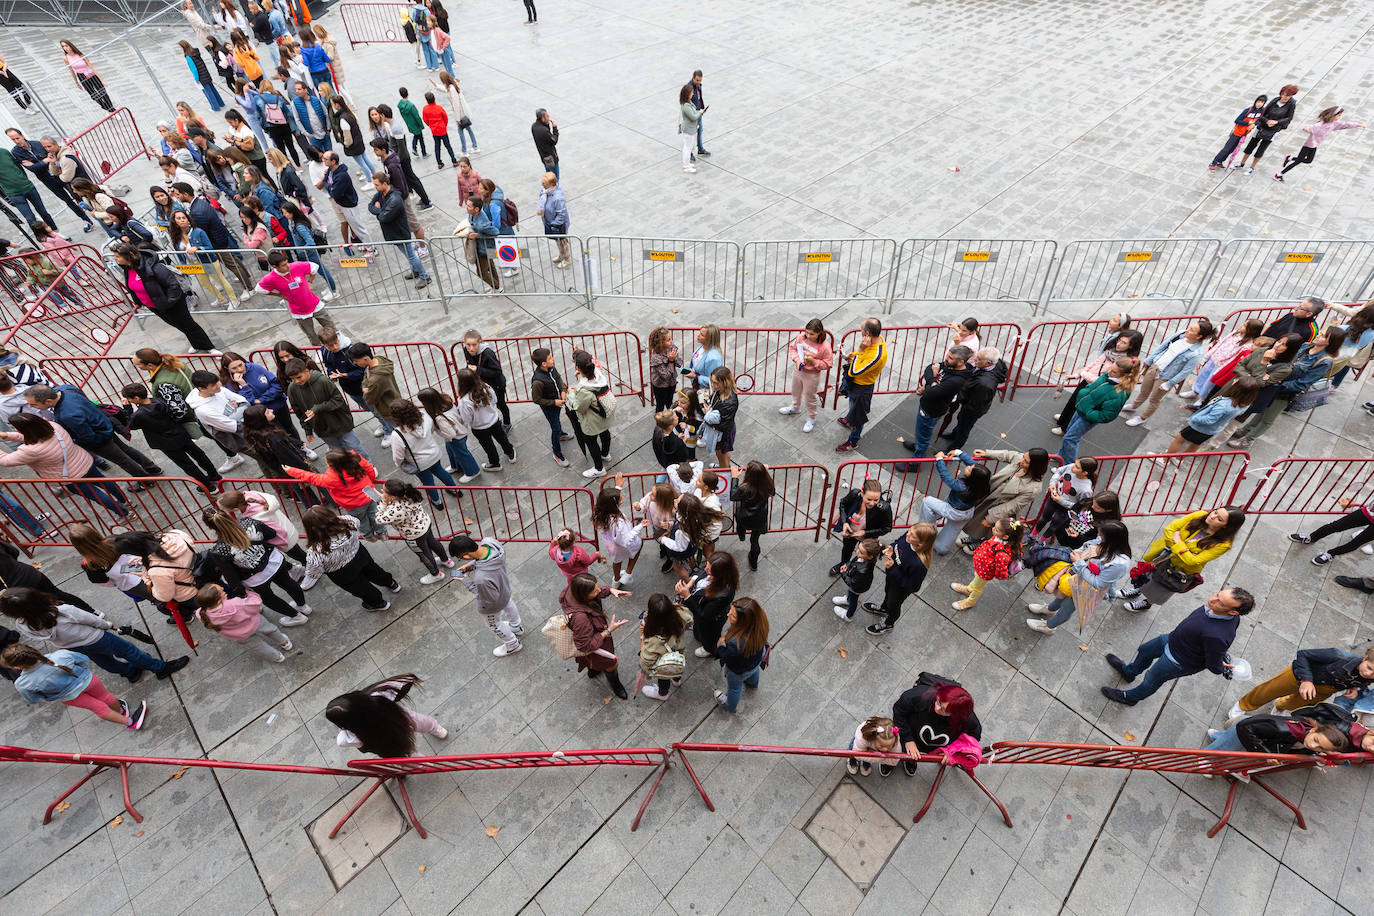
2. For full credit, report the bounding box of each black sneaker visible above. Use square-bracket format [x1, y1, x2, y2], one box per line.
[865, 622, 892, 635]
[611, 681, 628, 700]
[126, 668, 144, 683]
[126, 699, 148, 730]
[862, 602, 886, 616]
[1100, 686, 1136, 706]
[902, 759, 917, 776]
[1105, 653, 1135, 683]
[828, 563, 842, 577]
[155, 656, 190, 679]
[119, 699, 128, 719]
[661, 558, 673, 573]
[1312, 552, 1333, 566]
[1289, 532, 1311, 544]
[878, 763, 893, 777]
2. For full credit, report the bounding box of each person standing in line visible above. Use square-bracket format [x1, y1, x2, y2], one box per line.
[3, 644, 147, 729]
[835, 318, 888, 453]
[1122, 319, 1216, 428]
[375, 479, 451, 585]
[828, 480, 894, 576]
[284, 358, 369, 458]
[410, 0, 436, 69]
[1234, 84, 1298, 174]
[349, 342, 402, 445]
[865, 522, 935, 636]
[530, 347, 572, 468]
[450, 534, 525, 657]
[23, 384, 163, 484]
[285, 449, 384, 539]
[531, 108, 559, 180]
[729, 461, 774, 571]
[169, 182, 255, 297]
[779, 318, 833, 433]
[378, 104, 432, 209]
[461, 331, 511, 429]
[521, 0, 536, 24]
[689, 70, 709, 159]
[1118, 505, 1245, 612]
[367, 172, 431, 289]
[60, 40, 113, 112]
[6, 129, 91, 231]
[647, 328, 682, 413]
[300, 506, 401, 611]
[896, 345, 973, 467]
[322, 151, 373, 244]
[0, 146, 58, 233]
[678, 85, 702, 174]
[311, 25, 348, 98]
[195, 584, 294, 663]
[1289, 497, 1374, 567]
[455, 368, 516, 473]
[421, 92, 458, 168]
[180, 40, 225, 112]
[396, 87, 427, 158]
[1209, 94, 1267, 170]
[297, 27, 332, 88]
[943, 347, 1006, 452]
[1024, 519, 1132, 632]
[388, 400, 458, 506]
[329, 96, 376, 179]
[186, 370, 249, 471]
[120, 383, 221, 486]
[370, 138, 428, 256]
[1101, 587, 1255, 705]
[713, 597, 769, 713]
[1275, 106, 1365, 181]
[416, 388, 481, 482]
[291, 80, 332, 152]
[537, 172, 571, 268]
[561, 571, 633, 697]
[1057, 356, 1138, 465]
[568, 350, 614, 479]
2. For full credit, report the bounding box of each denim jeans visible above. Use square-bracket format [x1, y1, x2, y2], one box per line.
[540, 405, 566, 459]
[397, 241, 429, 280]
[695, 114, 706, 152]
[81, 629, 166, 678]
[200, 81, 225, 111]
[844, 384, 874, 443]
[722, 664, 760, 712]
[457, 125, 477, 151]
[1205, 725, 1245, 751]
[912, 408, 940, 458]
[66, 469, 128, 517]
[445, 437, 481, 477]
[0, 492, 46, 536]
[1045, 594, 1074, 628]
[8, 188, 56, 230]
[415, 462, 457, 505]
[1058, 413, 1094, 465]
[350, 153, 377, 180]
[321, 429, 369, 461]
[919, 496, 972, 555]
[1120, 634, 1198, 702]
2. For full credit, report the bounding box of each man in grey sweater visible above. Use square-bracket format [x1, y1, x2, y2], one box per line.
[449, 535, 523, 656]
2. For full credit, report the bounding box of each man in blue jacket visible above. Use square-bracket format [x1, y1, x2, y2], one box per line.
[323, 151, 372, 245]
[1101, 587, 1255, 705]
[171, 182, 254, 297]
[23, 384, 162, 486]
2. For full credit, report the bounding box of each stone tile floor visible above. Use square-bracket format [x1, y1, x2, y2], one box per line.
[3, 0, 1374, 911]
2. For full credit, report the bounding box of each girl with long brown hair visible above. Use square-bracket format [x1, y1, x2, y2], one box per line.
[300, 505, 399, 611]
[714, 597, 769, 712]
[560, 572, 633, 699]
[326, 673, 448, 757]
[729, 460, 774, 570]
[1119, 506, 1246, 612]
[201, 506, 311, 626]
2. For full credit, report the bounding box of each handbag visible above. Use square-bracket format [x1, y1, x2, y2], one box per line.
[395, 430, 421, 475]
[541, 612, 578, 659]
[1149, 555, 1202, 593]
[457, 116, 472, 130]
[1285, 381, 1331, 413]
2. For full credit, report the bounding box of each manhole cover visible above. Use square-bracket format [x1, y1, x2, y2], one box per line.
[803, 781, 906, 888]
[307, 781, 408, 889]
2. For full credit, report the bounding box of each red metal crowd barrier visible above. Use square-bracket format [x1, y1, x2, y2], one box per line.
[1215, 303, 1348, 339]
[1241, 457, 1374, 516]
[449, 331, 646, 405]
[989, 740, 1374, 837]
[828, 455, 1020, 533]
[1069, 450, 1251, 519]
[0, 476, 217, 550]
[1009, 314, 1202, 400]
[345, 748, 672, 836]
[38, 353, 221, 406]
[0, 252, 137, 362]
[65, 108, 152, 183]
[670, 742, 1011, 828]
[339, 1, 410, 46]
[0, 744, 354, 826]
[663, 326, 835, 398]
[832, 323, 1022, 408]
[612, 464, 831, 540]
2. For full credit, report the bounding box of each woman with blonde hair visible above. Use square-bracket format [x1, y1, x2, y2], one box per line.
[310, 24, 348, 99]
[1058, 356, 1139, 464]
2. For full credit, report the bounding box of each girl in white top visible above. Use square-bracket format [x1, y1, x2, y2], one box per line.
[326, 674, 447, 754]
[695, 469, 726, 551]
[428, 72, 476, 152]
[387, 400, 457, 508]
[594, 475, 643, 586]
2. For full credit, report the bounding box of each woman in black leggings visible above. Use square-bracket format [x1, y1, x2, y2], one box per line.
[522, 0, 536, 23]
[1291, 503, 1374, 566]
[202, 509, 311, 626]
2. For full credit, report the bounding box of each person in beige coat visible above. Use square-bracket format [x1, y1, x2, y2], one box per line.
[958, 448, 1050, 553]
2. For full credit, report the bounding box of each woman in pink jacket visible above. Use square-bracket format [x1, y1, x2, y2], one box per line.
[1275, 106, 1365, 181]
[778, 318, 833, 433]
[0, 413, 129, 517]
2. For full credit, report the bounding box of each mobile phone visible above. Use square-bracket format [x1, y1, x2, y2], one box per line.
[679, 368, 691, 375]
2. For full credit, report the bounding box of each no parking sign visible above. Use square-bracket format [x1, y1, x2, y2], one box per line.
[496, 240, 522, 272]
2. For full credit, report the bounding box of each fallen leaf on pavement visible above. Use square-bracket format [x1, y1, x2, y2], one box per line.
[55, 802, 70, 813]
[133, 831, 144, 837]
[1052, 365, 1064, 373]
[603, 696, 612, 704]
[485, 825, 500, 837]
[1124, 731, 1136, 742]
[837, 648, 848, 659]
[1078, 645, 1088, 651]
[110, 815, 123, 827]
[418, 865, 426, 874]
[171, 766, 189, 779]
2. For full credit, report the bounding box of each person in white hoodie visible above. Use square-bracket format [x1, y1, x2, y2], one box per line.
[187, 369, 248, 472]
[454, 368, 516, 473]
[388, 400, 459, 507]
[568, 350, 615, 479]
[448, 534, 522, 656]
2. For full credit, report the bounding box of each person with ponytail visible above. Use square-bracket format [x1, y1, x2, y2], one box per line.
[284, 447, 382, 539]
[375, 478, 451, 584]
[202, 506, 311, 626]
[69, 523, 173, 622]
[3, 643, 146, 728]
[951, 517, 1024, 611]
[1025, 519, 1133, 635]
[195, 583, 293, 663]
[325, 673, 448, 757]
[1123, 318, 1217, 428]
[1058, 356, 1139, 464]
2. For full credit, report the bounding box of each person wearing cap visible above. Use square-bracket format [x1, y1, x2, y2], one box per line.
[1101, 587, 1255, 706]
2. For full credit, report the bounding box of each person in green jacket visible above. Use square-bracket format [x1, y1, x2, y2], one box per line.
[678, 83, 703, 174]
[1059, 356, 1139, 464]
[396, 87, 427, 158]
[284, 359, 371, 460]
[0, 146, 58, 231]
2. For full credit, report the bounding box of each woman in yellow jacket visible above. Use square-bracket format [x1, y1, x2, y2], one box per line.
[1119, 505, 1246, 611]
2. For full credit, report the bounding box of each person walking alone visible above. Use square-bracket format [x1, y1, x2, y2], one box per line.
[531, 108, 559, 181]
[60, 40, 113, 113]
[1275, 106, 1365, 182]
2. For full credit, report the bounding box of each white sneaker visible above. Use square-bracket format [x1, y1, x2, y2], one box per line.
[1225, 701, 1247, 726]
[507, 450, 517, 464]
[683, 166, 697, 173]
[694, 646, 712, 658]
[582, 467, 606, 478]
[416, 245, 429, 259]
[238, 290, 252, 301]
[1120, 404, 1137, 412]
[381, 433, 393, 446]
[642, 684, 667, 700]
[433, 726, 448, 739]
[833, 605, 851, 620]
[279, 614, 308, 627]
[493, 641, 522, 657]
[1244, 167, 1254, 175]
[1050, 426, 1064, 436]
[217, 454, 245, 473]
[617, 573, 633, 586]
[1362, 544, 1374, 555]
[1026, 603, 1053, 617]
[832, 596, 849, 606]
[271, 652, 286, 662]
[803, 418, 815, 433]
[554, 456, 570, 467]
[321, 291, 337, 302]
[458, 472, 480, 483]
[294, 604, 313, 616]
[778, 406, 799, 415]
[470, 147, 479, 153]
[1026, 618, 1054, 634]
[279, 639, 293, 651]
[420, 572, 446, 585]
[1125, 416, 1145, 427]
[372, 426, 385, 438]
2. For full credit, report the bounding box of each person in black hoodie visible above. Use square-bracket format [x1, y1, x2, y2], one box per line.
[530, 347, 572, 467]
[729, 461, 773, 571]
[866, 522, 935, 635]
[829, 480, 893, 575]
[890, 676, 982, 775]
[675, 550, 738, 658]
[833, 536, 879, 621]
[462, 330, 511, 428]
[1235, 84, 1299, 174]
[0, 539, 98, 613]
[943, 347, 1007, 451]
[1209, 93, 1267, 169]
[109, 241, 217, 353]
[121, 383, 221, 486]
[897, 345, 973, 468]
[652, 410, 690, 469]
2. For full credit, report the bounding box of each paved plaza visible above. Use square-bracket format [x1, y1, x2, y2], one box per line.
[3, 0, 1374, 912]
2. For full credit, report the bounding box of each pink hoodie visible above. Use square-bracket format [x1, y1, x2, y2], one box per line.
[1303, 120, 1361, 148]
[198, 591, 265, 640]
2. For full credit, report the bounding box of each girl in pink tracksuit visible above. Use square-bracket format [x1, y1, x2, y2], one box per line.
[195, 583, 294, 662]
[1275, 106, 1365, 181]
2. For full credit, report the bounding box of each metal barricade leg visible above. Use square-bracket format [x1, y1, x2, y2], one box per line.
[631, 757, 671, 832]
[329, 776, 389, 839]
[42, 762, 142, 825]
[674, 747, 715, 811]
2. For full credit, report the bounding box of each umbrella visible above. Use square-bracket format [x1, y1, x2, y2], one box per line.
[1070, 575, 1106, 635]
[165, 600, 200, 654]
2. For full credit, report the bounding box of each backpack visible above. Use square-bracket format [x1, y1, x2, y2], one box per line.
[651, 649, 686, 679]
[152, 382, 192, 423]
[262, 96, 287, 125]
[97, 403, 132, 440]
[500, 197, 518, 229]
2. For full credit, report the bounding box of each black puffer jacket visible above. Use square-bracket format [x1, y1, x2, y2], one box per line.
[959, 359, 1008, 418]
[122, 249, 189, 312]
[1255, 97, 1296, 138]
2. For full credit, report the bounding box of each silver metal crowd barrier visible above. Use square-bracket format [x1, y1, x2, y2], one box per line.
[583, 236, 739, 313]
[1196, 238, 1374, 309]
[1043, 238, 1222, 316]
[886, 238, 1057, 314]
[739, 238, 896, 312]
[428, 234, 586, 304]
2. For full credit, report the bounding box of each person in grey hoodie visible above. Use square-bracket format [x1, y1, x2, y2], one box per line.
[448, 534, 523, 656]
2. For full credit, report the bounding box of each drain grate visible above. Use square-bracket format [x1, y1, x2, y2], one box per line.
[307, 781, 409, 889]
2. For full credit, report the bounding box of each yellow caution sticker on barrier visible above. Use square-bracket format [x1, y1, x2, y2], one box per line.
[800, 252, 835, 263]
[644, 250, 680, 262]
[1119, 251, 1155, 262]
[339, 257, 369, 268]
[175, 264, 205, 275]
[957, 251, 995, 262]
[1281, 252, 1320, 263]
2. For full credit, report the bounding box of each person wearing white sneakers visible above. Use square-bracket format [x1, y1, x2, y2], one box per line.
[202, 508, 312, 627]
[449, 534, 524, 657]
[327, 673, 449, 758]
[375, 479, 453, 585]
[300, 506, 399, 613]
[187, 369, 250, 474]
[1122, 319, 1215, 428]
[1025, 520, 1132, 635]
[833, 537, 879, 621]
[780, 318, 833, 433]
[195, 584, 294, 662]
[678, 84, 703, 173]
[569, 350, 615, 478]
[637, 592, 691, 700]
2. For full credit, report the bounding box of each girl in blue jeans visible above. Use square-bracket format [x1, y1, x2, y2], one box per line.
[714, 596, 769, 713]
[1025, 520, 1133, 635]
[919, 450, 991, 555]
[0, 586, 189, 681]
[417, 388, 482, 481]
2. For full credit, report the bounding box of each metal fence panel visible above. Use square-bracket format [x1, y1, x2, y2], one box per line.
[428, 235, 585, 304]
[65, 107, 153, 183]
[1242, 457, 1374, 516]
[832, 323, 1022, 409]
[1200, 238, 1374, 308]
[339, 1, 410, 46]
[584, 236, 738, 311]
[614, 464, 830, 539]
[1046, 238, 1221, 310]
[887, 238, 1056, 312]
[1068, 451, 1250, 519]
[662, 326, 836, 398]
[448, 332, 644, 405]
[39, 353, 223, 404]
[0, 476, 216, 549]
[1009, 314, 1203, 399]
[739, 238, 896, 310]
[0, 250, 137, 361]
[249, 342, 455, 404]
[1215, 303, 1350, 339]
[828, 456, 1020, 533]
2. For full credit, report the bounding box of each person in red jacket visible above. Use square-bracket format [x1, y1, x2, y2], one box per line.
[284, 448, 384, 539]
[420, 91, 457, 168]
